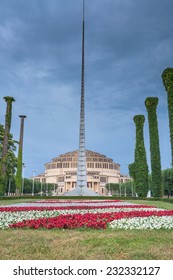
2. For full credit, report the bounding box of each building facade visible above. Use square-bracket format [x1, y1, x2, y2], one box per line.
[34, 150, 131, 196]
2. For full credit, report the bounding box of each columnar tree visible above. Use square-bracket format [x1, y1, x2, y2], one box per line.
[0, 124, 17, 195]
[0, 97, 15, 195]
[15, 115, 26, 195]
[133, 115, 148, 197]
[145, 97, 163, 197]
[161, 68, 173, 166]
[0, 96, 15, 176]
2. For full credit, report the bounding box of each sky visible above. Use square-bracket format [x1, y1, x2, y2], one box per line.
[0, 0, 173, 178]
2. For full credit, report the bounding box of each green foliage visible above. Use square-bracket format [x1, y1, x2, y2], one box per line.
[0, 176, 7, 196]
[105, 181, 135, 196]
[105, 183, 120, 195]
[128, 163, 136, 180]
[0, 124, 17, 196]
[145, 97, 163, 197]
[162, 68, 173, 166]
[162, 168, 173, 197]
[0, 96, 15, 177]
[133, 115, 149, 197]
[3, 96, 15, 130]
[120, 181, 135, 196]
[22, 178, 55, 195]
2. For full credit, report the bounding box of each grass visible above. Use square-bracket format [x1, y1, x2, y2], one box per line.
[126, 199, 173, 210]
[0, 228, 173, 260]
[0, 198, 39, 205]
[0, 198, 173, 260]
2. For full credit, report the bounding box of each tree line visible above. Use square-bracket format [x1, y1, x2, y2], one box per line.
[106, 168, 173, 197]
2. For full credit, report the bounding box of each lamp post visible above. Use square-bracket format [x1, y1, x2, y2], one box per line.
[119, 182, 121, 197]
[46, 183, 48, 196]
[32, 171, 36, 196]
[131, 182, 134, 197]
[8, 178, 11, 196]
[21, 164, 26, 195]
[41, 180, 43, 196]
[108, 183, 112, 196]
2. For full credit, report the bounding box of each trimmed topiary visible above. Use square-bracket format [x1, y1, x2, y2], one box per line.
[162, 68, 173, 166]
[0, 97, 15, 179]
[145, 97, 163, 197]
[133, 115, 149, 197]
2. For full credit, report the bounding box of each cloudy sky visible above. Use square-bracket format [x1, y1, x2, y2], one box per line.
[0, 0, 173, 178]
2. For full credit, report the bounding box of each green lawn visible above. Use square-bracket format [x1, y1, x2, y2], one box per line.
[0, 198, 173, 260]
[0, 228, 173, 260]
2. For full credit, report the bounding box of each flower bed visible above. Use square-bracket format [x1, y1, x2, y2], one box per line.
[0, 199, 173, 230]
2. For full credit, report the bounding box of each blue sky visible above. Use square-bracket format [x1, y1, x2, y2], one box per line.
[0, 0, 173, 178]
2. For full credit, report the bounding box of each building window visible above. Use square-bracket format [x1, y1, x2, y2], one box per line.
[63, 163, 69, 168]
[109, 164, 113, 169]
[57, 177, 64, 182]
[71, 162, 77, 168]
[57, 163, 62, 168]
[100, 176, 107, 183]
[103, 163, 108, 169]
[87, 162, 94, 168]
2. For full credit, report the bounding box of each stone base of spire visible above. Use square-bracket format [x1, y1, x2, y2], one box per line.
[63, 186, 100, 196]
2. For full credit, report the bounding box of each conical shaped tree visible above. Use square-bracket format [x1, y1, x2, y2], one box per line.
[162, 68, 173, 166]
[15, 115, 26, 195]
[145, 97, 163, 197]
[133, 115, 149, 197]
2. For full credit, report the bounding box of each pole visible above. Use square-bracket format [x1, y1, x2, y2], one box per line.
[41, 180, 43, 196]
[131, 182, 133, 197]
[32, 171, 35, 196]
[8, 178, 11, 196]
[119, 183, 121, 197]
[46, 183, 48, 196]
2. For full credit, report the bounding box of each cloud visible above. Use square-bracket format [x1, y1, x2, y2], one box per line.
[0, 0, 172, 177]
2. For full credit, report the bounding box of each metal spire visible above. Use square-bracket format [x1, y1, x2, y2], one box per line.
[63, 0, 99, 196]
[76, 0, 87, 192]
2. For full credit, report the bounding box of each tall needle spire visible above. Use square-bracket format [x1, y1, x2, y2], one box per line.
[76, 0, 87, 193]
[64, 0, 99, 196]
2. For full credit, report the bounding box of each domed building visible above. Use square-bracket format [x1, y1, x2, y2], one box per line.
[35, 150, 131, 196]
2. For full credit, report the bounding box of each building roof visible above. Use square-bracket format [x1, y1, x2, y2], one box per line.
[44, 149, 120, 166]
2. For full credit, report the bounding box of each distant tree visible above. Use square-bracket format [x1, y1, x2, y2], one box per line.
[133, 115, 149, 197]
[162, 168, 173, 197]
[22, 179, 54, 196]
[162, 68, 173, 166]
[145, 97, 163, 197]
[120, 181, 134, 196]
[105, 183, 120, 195]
